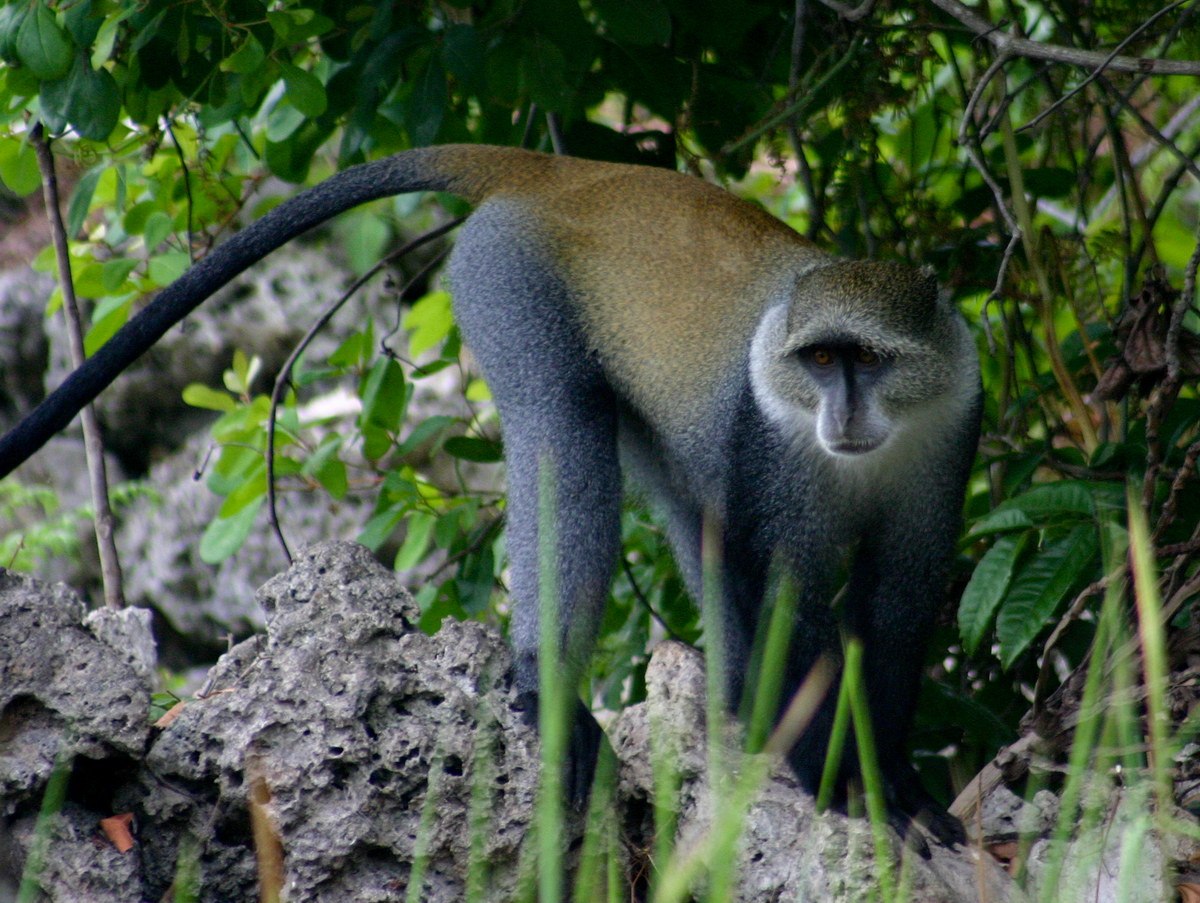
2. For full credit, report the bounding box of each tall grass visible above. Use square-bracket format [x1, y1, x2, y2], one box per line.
[15, 749, 72, 903]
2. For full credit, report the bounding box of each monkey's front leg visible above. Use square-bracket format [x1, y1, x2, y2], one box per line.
[848, 533, 967, 848]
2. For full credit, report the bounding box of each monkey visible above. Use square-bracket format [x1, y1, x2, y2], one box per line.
[0, 144, 980, 845]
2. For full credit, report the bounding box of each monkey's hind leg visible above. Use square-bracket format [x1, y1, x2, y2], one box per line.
[449, 206, 622, 804]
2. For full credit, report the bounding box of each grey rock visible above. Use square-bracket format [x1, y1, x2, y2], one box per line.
[4, 803, 143, 903]
[85, 606, 158, 686]
[136, 540, 541, 902]
[0, 571, 151, 816]
[610, 641, 1017, 902]
[0, 270, 52, 429]
[1, 542, 1022, 902]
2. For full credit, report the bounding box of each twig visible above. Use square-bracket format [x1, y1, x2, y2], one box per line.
[786, 0, 826, 240]
[931, 0, 1200, 74]
[815, 0, 875, 21]
[1159, 538, 1200, 558]
[30, 125, 126, 610]
[1033, 574, 1115, 710]
[721, 39, 862, 158]
[546, 112, 566, 155]
[958, 54, 1022, 299]
[1167, 225, 1200, 382]
[1017, 1, 1191, 133]
[1154, 438, 1200, 542]
[164, 118, 196, 262]
[620, 555, 686, 644]
[1096, 75, 1200, 186]
[1141, 379, 1181, 520]
[265, 218, 464, 561]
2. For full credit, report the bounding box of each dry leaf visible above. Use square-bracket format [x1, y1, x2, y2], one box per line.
[154, 700, 187, 729]
[100, 812, 135, 853]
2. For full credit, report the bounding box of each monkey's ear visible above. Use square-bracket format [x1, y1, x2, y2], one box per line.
[917, 265, 947, 310]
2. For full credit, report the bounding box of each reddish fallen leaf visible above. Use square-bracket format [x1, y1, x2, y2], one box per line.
[100, 813, 135, 853]
[1180, 883, 1200, 903]
[154, 700, 188, 729]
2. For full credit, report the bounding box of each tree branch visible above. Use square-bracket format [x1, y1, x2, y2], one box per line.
[930, 0, 1200, 75]
[31, 125, 126, 610]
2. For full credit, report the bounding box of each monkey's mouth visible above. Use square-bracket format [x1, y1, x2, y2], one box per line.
[827, 437, 884, 456]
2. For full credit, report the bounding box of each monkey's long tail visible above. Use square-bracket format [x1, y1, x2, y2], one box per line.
[0, 148, 472, 479]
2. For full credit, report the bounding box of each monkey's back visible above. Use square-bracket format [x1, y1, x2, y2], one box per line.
[432, 145, 829, 440]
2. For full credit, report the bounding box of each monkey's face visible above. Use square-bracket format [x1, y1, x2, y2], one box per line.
[749, 261, 967, 460]
[794, 343, 894, 456]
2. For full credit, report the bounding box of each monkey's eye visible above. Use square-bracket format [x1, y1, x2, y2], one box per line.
[855, 348, 879, 365]
[811, 348, 835, 367]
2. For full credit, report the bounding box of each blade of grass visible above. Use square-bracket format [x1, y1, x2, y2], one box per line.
[1034, 524, 1123, 898]
[16, 748, 72, 903]
[406, 741, 446, 903]
[536, 458, 566, 903]
[652, 659, 833, 903]
[842, 636, 894, 901]
[649, 707, 682, 900]
[1128, 490, 1172, 810]
[745, 572, 798, 754]
[815, 667, 852, 814]
[173, 832, 201, 903]
[701, 513, 727, 790]
[466, 715, 494, 901]
[572, 744, 619, 902]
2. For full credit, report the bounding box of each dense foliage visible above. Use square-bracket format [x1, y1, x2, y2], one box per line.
[1, 0, 1198, 809]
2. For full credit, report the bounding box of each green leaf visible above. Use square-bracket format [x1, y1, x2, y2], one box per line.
[282, 64, 327, 117]
[17, 3, 73, 80]
[208, 445, 262, 494]
[0, 4, 27, 63]
[395, 511, 436, 571]
[65, 167, 102, 237]
[996, 525, 1099, 669]
[404, 290, 453, 357]
[143, 210, 172, 250]
[520, 35, 571, 111]
[62, 0, 101, 47]
[83, 297, 133, 355]
[182, 384, 236, 412]
[218, 462, 267, 518]
[337, 210, 389, 276]
[313, 457, 347, 499]
[361, 426, 394, 463]
[359, 506, 405, 552]
[958, 533, 1025, 655]
[969, 481, 1096, 535]
[359, 357, 408, 433]
[464, 378, 490, 402]
[444, 436, 502, 463]
[395, 415, 455, 457]
[220, 34, 265, 74]
[147, 251, 190, 286]
[592, 0, 671, 45]
[441, 24, 483, 93]
[301, 436, 347, 499]
[0, 137, 41, 196]
[405, 56, 445, 146]
[100, 258, 138, 292]
[200, 497, 263, 563]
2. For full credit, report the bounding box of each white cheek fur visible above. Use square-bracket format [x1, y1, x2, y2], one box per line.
[749, 304, 815, 437]
[749, 304, 979, 480]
